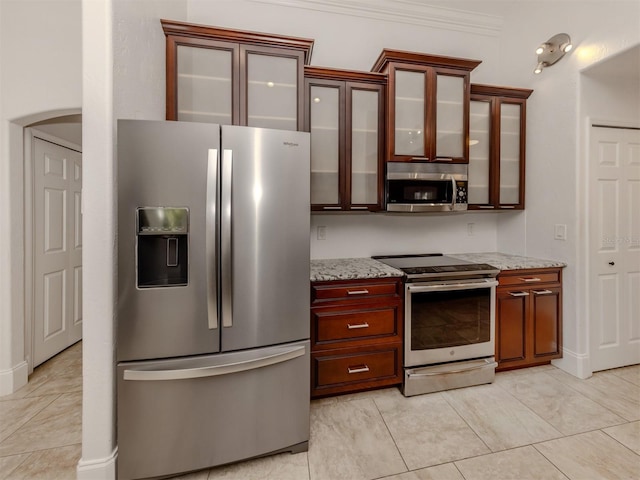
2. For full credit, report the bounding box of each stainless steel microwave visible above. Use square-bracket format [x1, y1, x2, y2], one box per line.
[385, 162, 468, 212]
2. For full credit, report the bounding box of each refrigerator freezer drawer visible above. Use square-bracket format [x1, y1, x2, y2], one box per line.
[117, 341, 310, 480]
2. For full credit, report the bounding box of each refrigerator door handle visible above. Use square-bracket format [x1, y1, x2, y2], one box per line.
[206, 148, 219, 330]
[221, 149, 233, 328]
[123, 344, 306, 381]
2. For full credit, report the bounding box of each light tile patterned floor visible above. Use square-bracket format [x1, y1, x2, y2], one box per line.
[0, 343, 638, 480]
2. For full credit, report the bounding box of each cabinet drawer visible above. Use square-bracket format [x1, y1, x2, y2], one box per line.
[314, 349, 398, 388]
[313, 307, 398, 344]
[498, 271, 560, 286]
[312, 281, 399, 302]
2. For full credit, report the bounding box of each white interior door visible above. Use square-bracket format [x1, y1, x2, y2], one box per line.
[589, 125, 640, 371]
[33, 137, 83, 366]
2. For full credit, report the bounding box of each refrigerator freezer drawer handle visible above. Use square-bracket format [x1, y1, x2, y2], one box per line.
[206, 148, 218, 330]
[221, 149, 233, 328]
[123, 345, 306, 381]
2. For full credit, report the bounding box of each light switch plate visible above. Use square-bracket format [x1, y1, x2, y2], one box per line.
[317, 225, 327, 240]
[554, 224, 567, 240]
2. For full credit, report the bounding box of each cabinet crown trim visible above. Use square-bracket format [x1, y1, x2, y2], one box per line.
[371, 48, 481, 72]
[161, 19, 315, 64]
[471, 83, 533, 99]
[305, 66, 387, 84]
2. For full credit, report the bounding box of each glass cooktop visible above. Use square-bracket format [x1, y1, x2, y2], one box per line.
[372, 254, 499, 279]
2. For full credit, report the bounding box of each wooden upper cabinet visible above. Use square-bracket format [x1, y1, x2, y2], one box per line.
[469, 84, 533, 210]
[371, 49, 481, 163]
[162, 19, 314, 131]
[304, 67, 386, 211]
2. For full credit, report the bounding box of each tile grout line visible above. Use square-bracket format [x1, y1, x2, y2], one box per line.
[599, 424, 640, 458]
[371, 394, 410, 477]
[541, 369, 640, 422]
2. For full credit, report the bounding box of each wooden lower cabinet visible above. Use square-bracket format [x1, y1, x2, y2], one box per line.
[496, 268, 563, 371]
[310, 277, 403, 398]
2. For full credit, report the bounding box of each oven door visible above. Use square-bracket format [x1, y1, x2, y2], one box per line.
[405, 278, 498, 367]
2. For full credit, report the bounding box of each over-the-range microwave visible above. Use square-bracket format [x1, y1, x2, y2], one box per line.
[385, 162, 468, 212]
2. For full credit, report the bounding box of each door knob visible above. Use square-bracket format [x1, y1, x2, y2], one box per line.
[609, 261, 615, 266]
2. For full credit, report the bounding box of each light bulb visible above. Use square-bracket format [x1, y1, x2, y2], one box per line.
[562, 43, 573, 53]
[535, 45, 545, 55]
[534, 62, 544, 74]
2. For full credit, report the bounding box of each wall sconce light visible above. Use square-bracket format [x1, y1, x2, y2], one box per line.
[533, 33, 573, 74]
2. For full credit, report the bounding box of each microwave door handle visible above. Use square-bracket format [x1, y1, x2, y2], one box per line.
[451, 177, 457, 209]
[408, 280, 499, 294]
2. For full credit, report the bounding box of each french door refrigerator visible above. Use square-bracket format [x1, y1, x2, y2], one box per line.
[116, 120, 310, 480]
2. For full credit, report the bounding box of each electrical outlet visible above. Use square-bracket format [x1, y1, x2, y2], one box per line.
[554, 224, 567, 240]
[317, 225, 327, 240]
[467, 223, 475, 236]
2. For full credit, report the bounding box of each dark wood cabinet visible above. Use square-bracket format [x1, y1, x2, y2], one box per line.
[310, 277, 403, 398]
[162, 19, 314, 130]
[371, 50, 481, 163]
[304, 67, 386, 211]
[496, 268, 563, 371]
[469, 84, 533, 210]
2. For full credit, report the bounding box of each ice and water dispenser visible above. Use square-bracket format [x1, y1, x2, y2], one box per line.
[136, 207, 189, 288]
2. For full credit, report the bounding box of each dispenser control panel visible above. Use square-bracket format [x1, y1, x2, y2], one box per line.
[137, 207, 189, 235]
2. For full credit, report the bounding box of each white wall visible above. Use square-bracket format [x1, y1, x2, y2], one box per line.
[79, 0, 187, 476]
[0, 0, 81, 395]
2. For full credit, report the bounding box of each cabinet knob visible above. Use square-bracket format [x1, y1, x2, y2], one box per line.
[609, 261, 615, 266]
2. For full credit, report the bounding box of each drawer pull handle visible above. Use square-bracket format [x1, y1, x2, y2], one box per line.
[347, 365, 370, 374]
[347, 289, 369, 295]
[519, 277, 541, 282]
[509, 291, 530, 297]
[347, 322, 369, 330]
[533, 289, 553, 295]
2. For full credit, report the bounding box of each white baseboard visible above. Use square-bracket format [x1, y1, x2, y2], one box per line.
[0, 360, 28, 396]
[552, 348, 592, 379]
[77, 448, 117, 480]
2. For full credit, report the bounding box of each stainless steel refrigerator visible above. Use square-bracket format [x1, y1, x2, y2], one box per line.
[116, 120, 310, 480]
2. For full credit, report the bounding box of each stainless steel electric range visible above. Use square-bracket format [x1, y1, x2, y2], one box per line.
[372, 254, 499, 396]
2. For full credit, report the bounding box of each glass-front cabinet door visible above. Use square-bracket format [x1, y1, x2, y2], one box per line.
[349, 86, 382, 207]
[435, 73, 465, 160]
[172, 39, 238, 124]
[308, 82, 342, 207]
[243, 46, 304, 130]
[394, 69, 426, 158]
[305, 67, 385, 211]
[371, 50, 480, 164]
[468, 84, 532, 210]
[163, 20, 313, 131]
[499, 102, 523, 206]
[468, 98, 492, 206]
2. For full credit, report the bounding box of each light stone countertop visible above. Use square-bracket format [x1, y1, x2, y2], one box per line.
[310, 252, 567, 281]
[449, 252, 567, 271]
[310, 258, 404, 282]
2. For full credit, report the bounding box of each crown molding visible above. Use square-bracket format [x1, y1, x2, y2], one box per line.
[247, 0, 503, 37]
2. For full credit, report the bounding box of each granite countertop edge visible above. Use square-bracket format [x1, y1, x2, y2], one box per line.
[449, 252, 567, 271]
[310, 252, 567, 282]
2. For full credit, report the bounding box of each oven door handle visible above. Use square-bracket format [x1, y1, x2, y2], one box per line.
[407, 359, 498, 378]
[407, 279, 498, 293]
